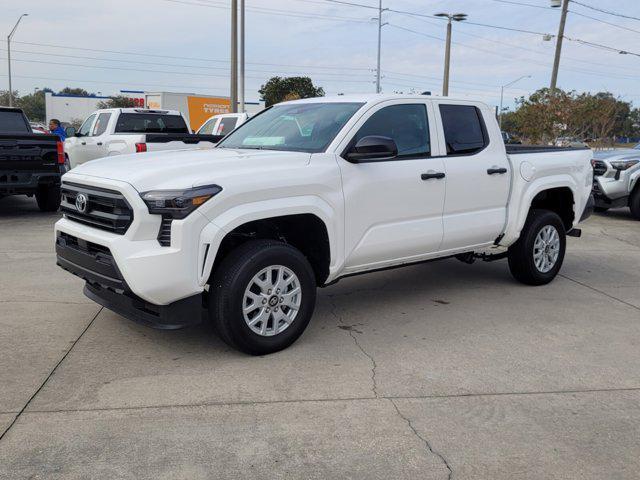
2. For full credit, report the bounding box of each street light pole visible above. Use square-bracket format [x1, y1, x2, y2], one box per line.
[375, 0, 383, 93]
[499, 75, 531, 129]
[435, 13, 466, 97]
[230, 0, 238, 113]
[7, 14, 28, 108]
[550, 0, 569, 90]
[239, 0, 245, 112]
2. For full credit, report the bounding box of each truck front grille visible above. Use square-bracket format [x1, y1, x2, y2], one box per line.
[592, 160, 607, 176]
[61, 182, 133, 235]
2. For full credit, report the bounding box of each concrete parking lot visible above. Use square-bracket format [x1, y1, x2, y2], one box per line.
[0, 194, 639, 479]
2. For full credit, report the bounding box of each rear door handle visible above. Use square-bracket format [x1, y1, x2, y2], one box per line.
[96, 142, 103, 146]
[80, 141, 86, 145]
[487, 167, 508, 175]
[421, 171, 446, 180]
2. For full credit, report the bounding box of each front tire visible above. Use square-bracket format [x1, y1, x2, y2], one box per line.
[35, 185, 61, 212]
[594, 206, 609, 213]
[209, 240, 317, 355]
[508, 209, 566, 285]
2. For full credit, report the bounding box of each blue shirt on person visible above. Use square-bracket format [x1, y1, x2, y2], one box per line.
[50, 126, 66, 141]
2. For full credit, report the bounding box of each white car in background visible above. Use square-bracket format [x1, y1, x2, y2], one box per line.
[196, 112, 250, 137]
[64, 108, 220, 169]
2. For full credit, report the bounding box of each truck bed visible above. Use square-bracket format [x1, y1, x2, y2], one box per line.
[506, 145, 590, 154]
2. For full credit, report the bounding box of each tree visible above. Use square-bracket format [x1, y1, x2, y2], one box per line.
[258, 76, 324, 107]
[96, 95, 137, 109]
[0, 90, 19, 108]
[58, 87, 92, 96]
[18, 88, 53, 122]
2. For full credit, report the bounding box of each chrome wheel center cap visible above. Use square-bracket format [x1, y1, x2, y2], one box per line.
[268, 296, 279, 307]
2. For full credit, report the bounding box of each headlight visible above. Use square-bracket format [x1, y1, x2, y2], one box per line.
[610, 160, 639, 171]
[140, 184, 222, 219]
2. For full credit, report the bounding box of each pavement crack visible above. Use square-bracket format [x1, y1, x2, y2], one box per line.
[0, 307, 103, 443]
[389, 398, 453, 480]
[559, 274, 639, 311]
[597, 228, 640, 249]
[327, 297, 378, 397]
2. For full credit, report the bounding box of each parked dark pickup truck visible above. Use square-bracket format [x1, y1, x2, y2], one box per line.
[0, 107, 65, 211]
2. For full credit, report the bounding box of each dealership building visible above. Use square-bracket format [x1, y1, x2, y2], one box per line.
[45, 90, 264, 131]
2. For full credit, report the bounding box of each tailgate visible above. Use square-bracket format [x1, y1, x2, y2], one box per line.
[0, 134, 60, 172]
[145, 133, 224, 146]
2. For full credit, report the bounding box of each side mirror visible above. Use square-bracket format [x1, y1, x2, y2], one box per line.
[65, 127, 77, 138]
[345, 135, 398, 162]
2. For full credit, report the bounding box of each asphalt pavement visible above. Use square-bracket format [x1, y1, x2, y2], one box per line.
[1, 194, 639, 480]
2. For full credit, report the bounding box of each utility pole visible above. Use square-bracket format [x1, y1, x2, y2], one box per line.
[239, 0, 245, 112]
[550, 0, 569, 91]
[435, 13, 466, 97]
[230, 0, 238, 113]
[7, 14, 28, 108]
[375, 0, 383, 93]
[499, 75, 530, 129]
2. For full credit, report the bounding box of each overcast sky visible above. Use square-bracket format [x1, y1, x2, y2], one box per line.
[1, 0, 639, 109]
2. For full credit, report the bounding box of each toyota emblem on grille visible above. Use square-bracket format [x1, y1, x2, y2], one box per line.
[75, 193, 88, 213]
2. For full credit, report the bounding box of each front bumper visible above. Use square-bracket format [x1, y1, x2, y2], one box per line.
[592, 175, 631, 209]
[56, 231, 203, 329]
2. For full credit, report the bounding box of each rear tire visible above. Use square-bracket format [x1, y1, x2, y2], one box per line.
[508, 209, 566, 286]
[594, 206, 609, 213]
[208, 240, 317, 355]
[35, 185, 61, 212]
[630, 188, 640, 220]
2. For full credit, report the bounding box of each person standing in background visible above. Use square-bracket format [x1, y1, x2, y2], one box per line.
[48, 118, 66, 141]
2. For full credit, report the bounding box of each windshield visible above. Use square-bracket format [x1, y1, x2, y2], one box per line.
[217, 102, 364, 153]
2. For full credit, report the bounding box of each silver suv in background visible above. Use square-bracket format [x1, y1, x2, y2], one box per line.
[592, 145, 640, 219]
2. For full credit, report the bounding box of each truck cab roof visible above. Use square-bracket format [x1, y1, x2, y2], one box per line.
[280, 94, 491, 110]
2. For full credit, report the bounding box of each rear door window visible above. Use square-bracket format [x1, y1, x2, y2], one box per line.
[115, 113, 190, 134]
[92, 113, 111, 136]
[439, 104, 488, 155]
[217, 117, 238, 135]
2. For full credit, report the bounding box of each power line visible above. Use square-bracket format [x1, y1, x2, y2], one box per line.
[571, 0, 640, 22]
[12, 40, 372, 71]
[160, 0, 373, 22]
[3, 57, 375, 84]
[1, 48, 377, 78]
[568, 10, 640, 35]
[387, 23, 640, 82]
[483, 0, 554, 10]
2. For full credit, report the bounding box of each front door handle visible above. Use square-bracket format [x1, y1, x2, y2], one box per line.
[96, 142, 103, 146]
[80, 141, 86, 145]
[487, 167, 508, 175]
[421, 171, 446, 180]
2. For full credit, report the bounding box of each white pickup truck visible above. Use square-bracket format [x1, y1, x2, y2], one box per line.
[196, 112, 250, 136]
[64, 108, 221, 169]
[55, 95, 594, 355]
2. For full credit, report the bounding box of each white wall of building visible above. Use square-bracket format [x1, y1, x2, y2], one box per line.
[45, 92, 108, 125]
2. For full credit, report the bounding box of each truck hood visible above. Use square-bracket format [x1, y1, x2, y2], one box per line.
[68, 148, 312, 191]
[594, 148, 640, 161]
